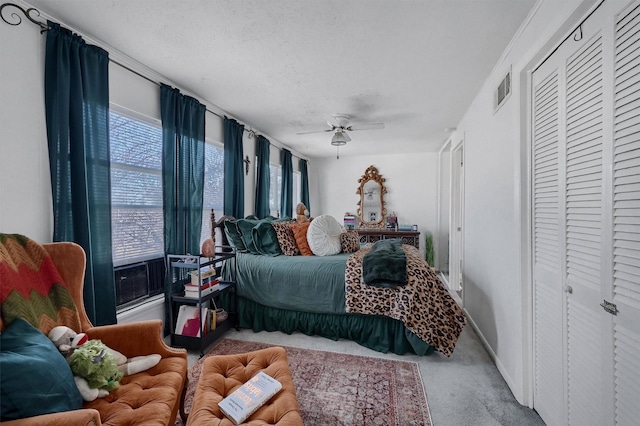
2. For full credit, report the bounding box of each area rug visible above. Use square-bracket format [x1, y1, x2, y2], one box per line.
[177, 338, 432, 426]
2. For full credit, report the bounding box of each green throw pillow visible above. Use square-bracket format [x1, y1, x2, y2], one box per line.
[251, 221, 282, 256]
[0, 318, 83, 421]
[223, 219, 247, 252]
[235, 219, 262, 254]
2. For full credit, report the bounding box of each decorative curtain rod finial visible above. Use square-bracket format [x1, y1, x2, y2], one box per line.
[1, 3, 49, 32]
[244, 155, 251, 175]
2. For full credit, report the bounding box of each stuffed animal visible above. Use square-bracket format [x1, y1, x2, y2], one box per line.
[71, 340, 123, 400]
[296, 203, 310, 223]
[48, 326, 161, 401]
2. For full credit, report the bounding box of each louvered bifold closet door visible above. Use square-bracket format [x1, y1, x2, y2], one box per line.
[612, 2, 640, 424]
[564, 31, 607, 426]
[532, 66, 565, 426]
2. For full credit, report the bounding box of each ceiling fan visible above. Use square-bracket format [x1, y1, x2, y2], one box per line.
[296, 114, 385, 146]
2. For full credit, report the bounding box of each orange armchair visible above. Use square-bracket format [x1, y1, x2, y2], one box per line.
[1, 241, 188, 426]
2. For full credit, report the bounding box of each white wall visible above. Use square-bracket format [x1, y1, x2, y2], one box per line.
[312, 152, 438, 259]
[0, 14, 51, 241]
[455, 0, 598, 405]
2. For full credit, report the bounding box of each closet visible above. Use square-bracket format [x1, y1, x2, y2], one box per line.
[532, 1, 640, 425]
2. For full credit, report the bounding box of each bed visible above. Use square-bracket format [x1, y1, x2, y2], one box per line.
[216, 215, 465, 357]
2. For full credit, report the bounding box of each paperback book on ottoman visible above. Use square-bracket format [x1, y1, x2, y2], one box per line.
[218, 372, 283, 424]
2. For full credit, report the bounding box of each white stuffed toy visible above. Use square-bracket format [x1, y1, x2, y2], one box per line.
[48, 325, 161, 401]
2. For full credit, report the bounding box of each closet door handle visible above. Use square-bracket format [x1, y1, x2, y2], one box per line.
[563, 285, 573, 294]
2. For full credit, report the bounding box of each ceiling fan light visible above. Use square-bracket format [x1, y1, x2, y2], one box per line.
[331, 132, 348, 146]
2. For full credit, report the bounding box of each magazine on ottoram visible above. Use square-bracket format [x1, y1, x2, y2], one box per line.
[218, 371, 283, 425]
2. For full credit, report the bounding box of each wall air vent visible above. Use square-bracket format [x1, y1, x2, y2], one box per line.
[494, 67, 512, 113]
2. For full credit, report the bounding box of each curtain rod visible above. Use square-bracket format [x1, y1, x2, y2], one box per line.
[0, 1, 286, 145]
[108, 60, 223, 120]
[533, 0, 606, 73]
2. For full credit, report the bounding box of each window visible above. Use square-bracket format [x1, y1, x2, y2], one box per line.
[110, 109, 164, 266]
[110, 108, 164, 308]
[269, 163, 282, 217]
[200, 140, 224, 245]
[293, 170, 301, 209]
[267, 165, 302, 217]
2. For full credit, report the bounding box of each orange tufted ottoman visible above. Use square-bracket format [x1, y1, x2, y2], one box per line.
[186, 347, 303, 425]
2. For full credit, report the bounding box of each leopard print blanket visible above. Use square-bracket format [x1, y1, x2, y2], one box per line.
[345, 244, 465, 357]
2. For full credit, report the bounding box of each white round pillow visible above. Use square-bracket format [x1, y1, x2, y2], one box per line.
[307, 214, 343, 256]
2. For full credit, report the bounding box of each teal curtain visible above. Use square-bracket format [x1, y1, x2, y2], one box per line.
[44, 22, 116, 326]
[280, 149, 293, 218]
[161, 84, 206, 332]
[299, 158, 310, 213]
[254, 135, 271, 219]
[224, 118, 245, 218]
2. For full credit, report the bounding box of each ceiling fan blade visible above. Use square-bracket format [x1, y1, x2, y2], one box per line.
[296, 128, 333, 135]
[347, 122, 385, 131]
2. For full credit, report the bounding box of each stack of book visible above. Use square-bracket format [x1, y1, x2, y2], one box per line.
[183, 267, 220, 298]
[344, 215, 356, 230]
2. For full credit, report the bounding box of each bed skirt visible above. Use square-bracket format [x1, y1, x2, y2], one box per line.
[221, 294, 435, 356]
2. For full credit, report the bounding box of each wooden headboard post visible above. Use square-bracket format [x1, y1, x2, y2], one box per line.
[215, 215, 236, 251]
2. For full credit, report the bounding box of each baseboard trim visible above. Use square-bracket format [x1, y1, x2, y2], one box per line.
[464, 308, 524, 405]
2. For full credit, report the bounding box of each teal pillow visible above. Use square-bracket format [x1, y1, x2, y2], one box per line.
[251, 221, 282, 256]
[223, 219, 247, 252]
[235, 219, 261, 254]
[0, 318, 83, 421]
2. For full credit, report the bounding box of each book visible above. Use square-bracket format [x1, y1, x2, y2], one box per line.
[210, 308, 217, 331]
[174, 305, 209, 337]
[218, 372, 283, 425]
[189, 266, 217, 285]
[343, 215, 356, 230]
[184, 276, 220, 289]
[182, 283, 220, 298]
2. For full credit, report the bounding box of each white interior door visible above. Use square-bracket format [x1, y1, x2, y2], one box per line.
[611, 1, 640, 422]
[449, 140, 464, 292]
[532, 1, 640, 425]
[563, 20, 611, 426]
[532, 53, 566, 426]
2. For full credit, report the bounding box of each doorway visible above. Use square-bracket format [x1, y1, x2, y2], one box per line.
[436, 135, 465, 296]
[449, 139, 464, 294]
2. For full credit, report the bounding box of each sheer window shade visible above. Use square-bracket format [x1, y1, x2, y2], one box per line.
[110, 110, 164, 265]
[200, 140, 225, 245]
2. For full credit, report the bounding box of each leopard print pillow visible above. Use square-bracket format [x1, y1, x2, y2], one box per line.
[271, 221, 300, 256]
[340, 231, 360, 253]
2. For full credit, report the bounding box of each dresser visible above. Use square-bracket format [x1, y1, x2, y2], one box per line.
[357, 229, 420, 249]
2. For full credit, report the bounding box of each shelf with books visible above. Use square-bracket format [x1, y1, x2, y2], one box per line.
[167, 251, 239, 356]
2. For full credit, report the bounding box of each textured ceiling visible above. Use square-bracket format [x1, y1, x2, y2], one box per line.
[26, 0, 536, 158]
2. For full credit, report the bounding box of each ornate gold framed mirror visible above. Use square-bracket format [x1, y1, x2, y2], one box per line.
[356, 165, 387, 228]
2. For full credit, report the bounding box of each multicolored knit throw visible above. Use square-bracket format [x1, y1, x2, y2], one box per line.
[0, 233, 81, 335]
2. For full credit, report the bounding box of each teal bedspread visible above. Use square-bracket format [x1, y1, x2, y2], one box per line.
[222, 252, 351, 314]
[221, 252, 436, 355]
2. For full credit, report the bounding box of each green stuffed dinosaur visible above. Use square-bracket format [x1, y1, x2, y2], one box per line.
[69, 340, 123, 395]
[48, 326, 161, 401]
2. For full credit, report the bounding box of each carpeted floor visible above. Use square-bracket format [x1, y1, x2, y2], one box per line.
[178, 338, 432, 426]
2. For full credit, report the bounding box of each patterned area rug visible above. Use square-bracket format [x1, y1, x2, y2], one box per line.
[177, 338, 432, 426]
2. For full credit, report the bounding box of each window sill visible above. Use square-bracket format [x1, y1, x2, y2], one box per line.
[116, 294, 164, 323]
